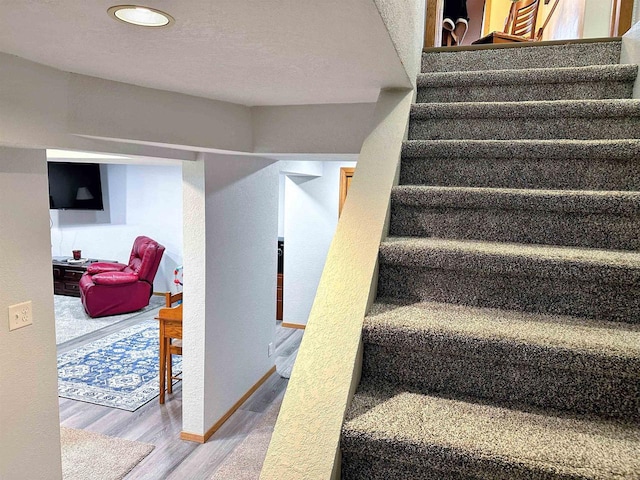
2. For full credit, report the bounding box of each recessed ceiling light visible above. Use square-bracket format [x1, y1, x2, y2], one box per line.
[107, 5, 174, 27]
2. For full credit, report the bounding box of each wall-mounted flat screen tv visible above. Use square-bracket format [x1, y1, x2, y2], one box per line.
[48, 162, 104, 210]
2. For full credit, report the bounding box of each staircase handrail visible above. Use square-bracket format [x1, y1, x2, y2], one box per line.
[536, 0, 561, 41]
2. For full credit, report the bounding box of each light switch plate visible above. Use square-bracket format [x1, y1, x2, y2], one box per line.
[268, 342, 274, 357]
[8, 301, 33, 331]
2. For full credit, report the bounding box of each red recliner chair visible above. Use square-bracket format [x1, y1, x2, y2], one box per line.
[79, 236, 165, 318]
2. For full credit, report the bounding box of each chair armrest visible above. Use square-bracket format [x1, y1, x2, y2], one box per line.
[87, 262, 127, 275]
[92, 271, 139, 286]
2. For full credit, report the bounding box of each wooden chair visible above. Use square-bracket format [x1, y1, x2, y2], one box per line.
[156, 292, 183, 404]
[473, 0, 541, 44]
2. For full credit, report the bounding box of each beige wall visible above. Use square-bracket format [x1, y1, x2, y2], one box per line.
[484, 0, 512, 35]
[252, 103, 376, 154]
[0, 147, 62, 480]
[483, 0, 589, 40]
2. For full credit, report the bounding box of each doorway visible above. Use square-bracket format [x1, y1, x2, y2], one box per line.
[462, 0, 486, 45]
[425, 0, 632, 48]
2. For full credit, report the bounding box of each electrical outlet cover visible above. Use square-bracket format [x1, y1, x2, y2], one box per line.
[8, 301, 33, 331]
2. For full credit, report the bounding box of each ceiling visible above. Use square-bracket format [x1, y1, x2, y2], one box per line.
[0, 0, 408, 106]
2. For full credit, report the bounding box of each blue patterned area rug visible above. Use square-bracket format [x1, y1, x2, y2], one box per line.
[57, 320, 181, 411]
[55, 294, 165, 345]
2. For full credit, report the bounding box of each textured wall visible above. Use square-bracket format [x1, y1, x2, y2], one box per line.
[0, 52, 385, 159]
[283, 161, 357, 326]
[68, 74, 253, 153]
[181, 154, 278, 436]
[0, 53, 195, 161]
[0, 147, 62, 480]
[374, 0, 425, 84]
[261, 89, 414, 480]
[621, 21, 640, 99]
[202, 154, 278, 431]
[252, 103, 376, 154]
[181, 157, 208, 434]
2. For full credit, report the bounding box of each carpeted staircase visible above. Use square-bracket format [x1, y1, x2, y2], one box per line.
[341, 40, 640, 479]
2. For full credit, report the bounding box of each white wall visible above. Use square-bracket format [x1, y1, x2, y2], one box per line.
[583, 0, 613, 38]
[181, 157, 208, 435]
[622, 21, 640, 98]
[0, 147, 62, 480]
[278, 173, 286, 238]
[49, 162, 183, 292]
[282, 161, 357, 326]
[182, 154, 278, 436]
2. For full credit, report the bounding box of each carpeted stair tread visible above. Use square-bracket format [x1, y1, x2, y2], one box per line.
[416, 64, 636, 103]
[391, 186, 640, 214]
[377, 238, 640, 322]
[380, 237, 640, 281]
[421, 40, 622, 73]
[410, 98, 640, 119]
[402, 138, 640, 160]
[361, 300, 640, 419]
[342, 386, 640, 480]
[366, 300, 640, 365]
[388, 186, 640, 249]
[417, 64, 637, 88]
[366, 299, 640, 359]
[409, 100, 640, 140]
[399, 140, 640, 190]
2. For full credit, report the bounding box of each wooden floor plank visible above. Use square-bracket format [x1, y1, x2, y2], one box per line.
[58, 315, 301, 478]
[240, 373, 288, 414]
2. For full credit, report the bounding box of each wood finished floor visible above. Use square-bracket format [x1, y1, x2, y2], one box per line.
[58, 313, 303, 479]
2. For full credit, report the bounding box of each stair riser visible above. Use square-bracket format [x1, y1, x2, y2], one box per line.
[342, 454, 478, 480]
[377, 264, 640, 323]
[408, 117, 640, 141]
[342, 436, 585, 480]
[421, 42, 621, 73]
[417, 81, 633, 104]
[389, 208, 640, 250]
[399, 157, 640, 191]
[362, 344, 639, 421]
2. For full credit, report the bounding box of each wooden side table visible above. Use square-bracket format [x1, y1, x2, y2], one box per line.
[52, 257, 118, 297]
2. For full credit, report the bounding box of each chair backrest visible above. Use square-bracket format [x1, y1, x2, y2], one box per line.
[504, 0, 540, 39]
[127, 235, 165, 283]
[164, 291, 183, 307]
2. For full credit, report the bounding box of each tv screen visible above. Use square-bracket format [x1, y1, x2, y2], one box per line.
[48, 162, 104, 210]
